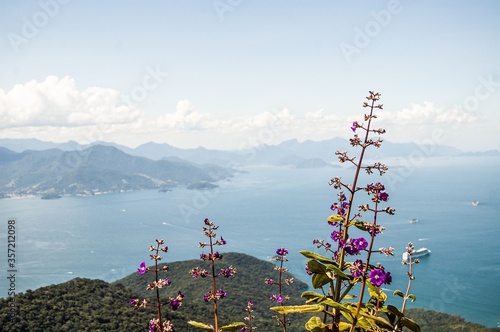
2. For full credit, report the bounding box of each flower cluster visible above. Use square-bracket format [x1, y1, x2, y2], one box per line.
[241, 300, 257, 331]
[148, 318, 174, 332]
[203, 289, 227, 302]
[130, 239, 183, 332]
[266, 247, 293, 329]
[369, 267, 392, 287]
[188, 218, 245, 331]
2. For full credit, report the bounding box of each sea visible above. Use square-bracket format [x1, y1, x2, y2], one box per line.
[1, 156, 499, 328]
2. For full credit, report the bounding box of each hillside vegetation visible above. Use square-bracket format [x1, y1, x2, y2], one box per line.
[0, 253, 498, 331]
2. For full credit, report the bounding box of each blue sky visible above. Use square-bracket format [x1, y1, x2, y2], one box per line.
[1, 1, 499, 151]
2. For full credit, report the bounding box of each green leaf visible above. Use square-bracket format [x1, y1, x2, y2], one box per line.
[308, 260, 327, 274]
[300, 292, 349, 312]
[386, 305, 403, 318]
[358, 311, 394, 330]
[220, 322, 247, 330]
[270, 304, 324, 314]
[304, 316, 330, 331]
[401, 317, 421, 332]
[408, 293, 417, 302]
[328, 213, 344, 224]
[300, 250, 335, 264]
[312, 273, 332, 288]
[366, 280, 387, 302]
[393, 289, 405, 298]
[188, 321, 214, 331]
[325, 264, 351, 280]
[338, 322, 352, 331]
[301, 291, 325, 302]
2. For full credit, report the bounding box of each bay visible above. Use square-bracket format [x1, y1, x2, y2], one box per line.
[1, 156, 499, 328]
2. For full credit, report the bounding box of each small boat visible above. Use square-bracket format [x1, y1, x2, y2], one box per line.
[472, 201, 479, 206]
[402, 247, 431, 261]
[409, 219, 418, 223]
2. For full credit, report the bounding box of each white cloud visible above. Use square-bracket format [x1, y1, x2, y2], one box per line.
[0, 77, 492, 151]
[378, 101, 476, 125]
[0, 76, 142, 129]
[156, 99, 218, 130]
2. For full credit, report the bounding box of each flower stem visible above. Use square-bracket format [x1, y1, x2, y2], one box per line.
[209, 230, 219, 332]
[335, 97, 377, 331]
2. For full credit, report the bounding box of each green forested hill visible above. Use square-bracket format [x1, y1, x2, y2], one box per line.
[0, 252, 498, 331]
[115, 251, 310, 330]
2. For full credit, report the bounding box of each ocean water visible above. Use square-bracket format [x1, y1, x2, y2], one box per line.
[1, 156, 499, 328]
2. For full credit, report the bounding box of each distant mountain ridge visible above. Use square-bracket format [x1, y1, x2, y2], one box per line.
[0, 144, 233, 198]
[1, 137, 495, 169]
[0, 138, 498, 198]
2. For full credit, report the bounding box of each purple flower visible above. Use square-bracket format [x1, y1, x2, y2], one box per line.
[276, 248, 288, 256]
[217, 288, 227, 299]
[351, 121, 357, 132]
[305, 264, 312, 276]
[270, 294, 283, 303]
[220, 236, 226, 245]
[265, 278, 274, 285]
[330, 230, 341, 242]
[369, 267, 392, 287]
[344, 244, 359, 255]
[220, 267, 236, 278]
[379, 192, 389, 202]
[149, 320, 156, 332]
[352, 237, 368, 251]
[170, 299, 181, 310]
[138, 261, 147, 274]
[349, 259, 364, 278]
[169, 291, 184, 310]
[203, 292, 211, 302]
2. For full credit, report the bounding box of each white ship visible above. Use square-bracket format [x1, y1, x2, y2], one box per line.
[402, 247, 431, 261]
[472, 201, 479, 206]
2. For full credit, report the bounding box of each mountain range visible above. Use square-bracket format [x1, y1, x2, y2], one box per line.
[0, 138, 498, 198]
[0, 144, 233, 198]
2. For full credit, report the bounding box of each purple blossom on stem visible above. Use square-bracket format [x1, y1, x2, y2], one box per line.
[305, 264, 312, 275]
[352, 237, 368, 251]
[276, 248, 288, 256]
[270, 294, 284, 303]
[379, 192, 389, 202]
[169, 291, 184, 310]
[330, 230, 341, 242]
[217, 288, 227, 299]
[138, 261, 147, 275]
[369, 267, 392, 287]
[349, 259, 364, 278]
